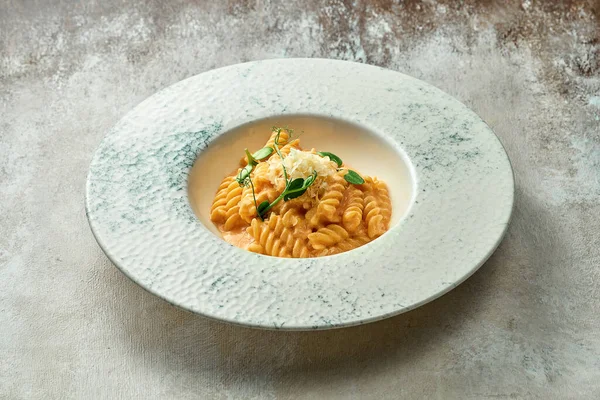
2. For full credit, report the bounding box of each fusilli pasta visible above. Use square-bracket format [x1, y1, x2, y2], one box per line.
[342, 186, 364, 232]
[209, 129, 392, 258]
[308, 224, 349, 250]
[314, 172, 348, 223]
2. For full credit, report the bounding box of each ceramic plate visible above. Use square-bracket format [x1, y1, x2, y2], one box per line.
[86, 59, 514, 330]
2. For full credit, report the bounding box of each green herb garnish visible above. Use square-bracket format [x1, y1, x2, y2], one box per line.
[236, 146, 273, 186]
[252, 147, 273, 161]
[244, 148, 257, 166]
[236, 164, 253, 185]
[257, 200, 270, 215]
[344, 170, 365, 184]
[286, 178, 305, 194]
[237, 128, 363, 221]
[254, 129, 318, 218]
[272, 128, 289, 182]
[316, 151, 365, 185]
[317, 151, 343, 167]
[284, 171, 318, 200]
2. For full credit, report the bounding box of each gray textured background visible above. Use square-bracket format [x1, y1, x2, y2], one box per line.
[2, 1, 600, 399]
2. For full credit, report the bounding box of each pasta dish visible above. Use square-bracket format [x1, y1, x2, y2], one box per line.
[210, 128, 392, 257]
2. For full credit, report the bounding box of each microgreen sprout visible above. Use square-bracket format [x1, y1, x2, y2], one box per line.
[317, 151, 342, 167]
[255, 128, 318, 218]
[237, 129, 364, 221]
[236, 146, 273, 186]
[316, 151, 365, 185]
[235, 146, 274, 220]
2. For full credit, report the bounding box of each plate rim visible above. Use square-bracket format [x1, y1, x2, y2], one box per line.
[86, 58, 515, 330]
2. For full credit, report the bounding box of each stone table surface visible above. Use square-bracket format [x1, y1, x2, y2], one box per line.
[2, 1, 600, 399]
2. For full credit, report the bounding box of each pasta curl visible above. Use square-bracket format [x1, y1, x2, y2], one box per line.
[209, 130, 393, 258]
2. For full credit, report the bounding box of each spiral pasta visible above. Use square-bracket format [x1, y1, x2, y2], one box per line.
[278, 139, 301, 157]
[342, 186, 364, 232]
[247, 214, 310, 258]
[359, 177, 390, 239]
[374, 178, 392, 225]
[210, 175, 243, 227]
[209, 129, 392, 258]
[325, 234, 371, 256]
[241, 129, 292, 166]
[265, 129, 290, 150]
[314, 172, 348, 223]
[308, 224, 349, 250]
[210, 175, 235, 222]
[238, 185, 278, 223]
[247, 216, 289, 257]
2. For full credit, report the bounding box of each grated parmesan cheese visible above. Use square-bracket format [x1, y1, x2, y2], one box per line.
[267, 148, 337, 187]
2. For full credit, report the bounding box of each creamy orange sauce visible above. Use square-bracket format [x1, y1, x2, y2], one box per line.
[207, 129, 393, 258]
[219, 225, 253, 249]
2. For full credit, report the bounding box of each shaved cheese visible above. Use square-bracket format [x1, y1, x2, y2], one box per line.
[267, 148, 337, 187]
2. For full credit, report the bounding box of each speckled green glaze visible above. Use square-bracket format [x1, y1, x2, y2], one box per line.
[86, 59, 514, 330]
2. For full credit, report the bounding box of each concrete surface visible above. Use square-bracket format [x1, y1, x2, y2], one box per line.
[1, 1, 600, 399]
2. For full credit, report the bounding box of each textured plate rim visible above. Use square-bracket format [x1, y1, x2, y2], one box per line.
[85, 58, 515, 330]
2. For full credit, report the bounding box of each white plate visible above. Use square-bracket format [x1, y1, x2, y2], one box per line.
[86, 59, 514, 330]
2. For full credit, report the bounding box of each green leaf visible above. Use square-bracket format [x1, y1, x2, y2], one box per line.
[244, 148, 257, 166]
[287, 178, 304, 191]
[236, 164, 253, 184]
[344, 170, 365, 185]
[257, 201, 270, 215]
[284, 188, 307, 201]
[303, 171, 318, 188]
[283, 178, 308, 201]
[317, 151, 343, 167]
[252, 147, 274, 160]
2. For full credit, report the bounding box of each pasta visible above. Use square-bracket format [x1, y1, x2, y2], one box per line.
[238, 184, 278, 223]
[210, 175, 243, 230]
[210, 175, 235, 222]
[362, 177, 391, 239]
[247, 211, 311, 258]
[341, 185, 364, 233]
[209, 128, 392, 258]
[308, 224, 349, 250]
[315, 172, 348, 223]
